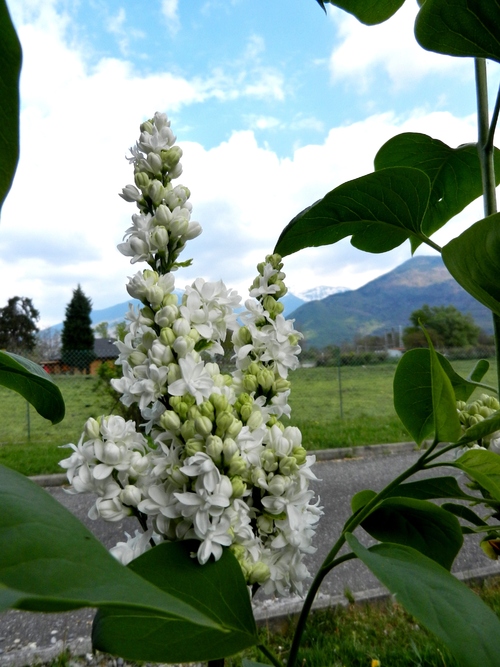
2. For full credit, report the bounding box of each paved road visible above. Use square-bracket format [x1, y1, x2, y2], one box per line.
[1, 446, 499, 665]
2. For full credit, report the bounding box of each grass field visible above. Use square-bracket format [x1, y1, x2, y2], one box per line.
[0, 357, 497, 476]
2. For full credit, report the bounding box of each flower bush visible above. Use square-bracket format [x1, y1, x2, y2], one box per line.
[59, 112, 322, 596]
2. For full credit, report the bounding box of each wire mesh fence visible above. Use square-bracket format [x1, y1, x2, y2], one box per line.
[0, 346, 497, 450]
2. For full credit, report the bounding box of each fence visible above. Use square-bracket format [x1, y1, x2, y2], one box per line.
[0, 348, 497, 450]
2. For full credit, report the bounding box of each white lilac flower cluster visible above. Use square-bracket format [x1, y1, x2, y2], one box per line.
[59, 112, 322, 597]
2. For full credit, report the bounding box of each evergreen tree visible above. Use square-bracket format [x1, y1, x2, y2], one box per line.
[61, 285, 95, 372]
[0, 296, 40, 354]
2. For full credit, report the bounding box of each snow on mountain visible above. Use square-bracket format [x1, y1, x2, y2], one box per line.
[296, 286, 349, 302]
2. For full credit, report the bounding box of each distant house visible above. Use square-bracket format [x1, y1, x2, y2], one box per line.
[42, 339, 119, 375]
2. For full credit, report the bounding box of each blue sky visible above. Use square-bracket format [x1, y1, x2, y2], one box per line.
[2, 0, 498, 327]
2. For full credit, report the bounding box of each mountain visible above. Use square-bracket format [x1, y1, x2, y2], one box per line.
[288, 256, 493, 348]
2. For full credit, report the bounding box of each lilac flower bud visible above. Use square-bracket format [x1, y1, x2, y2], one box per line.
[134, 172, 150, 191]
[222, 438, 238, 462]
[120, 185, 142, 202]
[160, 327, 176, 346]
[154, 204, 172, 226]
[120, 485, 141, 507]
[147, 152, 163, 175]
[184, 438, 203, 456]
[173, 318, 191, 336]
[147, 181, 162, 205]
[161, 146, 183, 170]
[229, 455, 247, 476]
[226, 418, 243, 438]
[151, 226, 169, 250]
[247, 410, 263, 430]
[230, 475, 246, 498]
[84, 417, 101, 440]
[140, 120, 154, 134]
[206, 435, 223, 464]
[160, 410, 181, 432]
[185, 221, 202, 240]
[195, 416, 213, 437]
[257, 515, 274, 534]
[249, 561, 270, 585]
[180, 419, 196, 440]
[243, 374, 259, 393]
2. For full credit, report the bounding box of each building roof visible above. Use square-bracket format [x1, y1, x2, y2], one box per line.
[94, 338, 119, 359]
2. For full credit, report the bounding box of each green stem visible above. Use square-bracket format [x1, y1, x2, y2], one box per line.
[257, 643, 283, 667]
[475, 58, 500, 393]
[286, 444, 436, 667]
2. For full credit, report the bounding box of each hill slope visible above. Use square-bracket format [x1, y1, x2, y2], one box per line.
[289, 256, 493, 348]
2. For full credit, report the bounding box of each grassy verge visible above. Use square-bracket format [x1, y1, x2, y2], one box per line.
[41, 576, 500, 667]
[240, 576, 500, 667]
[0, 358, 497, 476]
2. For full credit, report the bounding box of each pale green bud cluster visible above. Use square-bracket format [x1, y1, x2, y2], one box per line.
[457, 394, 500, 428]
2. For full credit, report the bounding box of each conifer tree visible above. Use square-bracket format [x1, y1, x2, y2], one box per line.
[0, 296, 39, 354]
[61, 285, 95, 372]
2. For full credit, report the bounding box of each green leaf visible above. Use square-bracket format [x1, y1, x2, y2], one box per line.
[386, 476, 477, 502]
[374, 133, 500, 247]
[346, 533, 500, 667]
[92, 540, 257, 663]
[442, 214, 500, 318]
[0, 0, 22, 212]
[0, 351, 65, 424]
[243, 661, 273, 667]
[0, 465, 227, 639]
[424, 329, 462, 444]
[441, 503, 488, 527]
[468, 359, 490, 384]
[321, 0, 405, 25]
[457, 411, 500, 446]
[433, 352, 481, 402]
[274, 167, 431, 258]
[393, 348, 461, 445]
[454, 449, 500, 501]
[361, 497, 463, 569]
[415, 0, 500, 63]
[351, 489, 377, 513]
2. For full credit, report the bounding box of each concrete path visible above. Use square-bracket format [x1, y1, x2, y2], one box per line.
[1, 443, 499, 666]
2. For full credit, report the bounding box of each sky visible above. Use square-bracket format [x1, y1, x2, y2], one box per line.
[2, 0, 499, 328]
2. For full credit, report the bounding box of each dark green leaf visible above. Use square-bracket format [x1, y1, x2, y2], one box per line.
[274, 167, 430, 258]
[374, 133, 500, 246]
[454, 449, 500, 500]
[0, 0, 22, 211]
[393, 348, 461, 445]
[0, 464, 225, 639]
[415, 0, 500, 62]
[92, 541, 257, 663]
[457, 411, 500, 446]
[322, 0, 405, 25]
[441, 503, 488, 527]
[361, 497, 462, 570]
[351, 489, 377, 513]
[0, 351, 65, 424]
[442, 214, 500, 318]
[386, 476, 477, 502]
[346, 533, 500, 667]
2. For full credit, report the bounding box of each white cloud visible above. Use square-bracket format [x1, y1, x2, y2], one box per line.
[161, 0, 180, 35]
[1, 1, 488, 330]
[329, 1, 470, 90]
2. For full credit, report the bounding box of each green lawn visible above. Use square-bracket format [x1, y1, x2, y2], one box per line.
[0, 357, 497, 476]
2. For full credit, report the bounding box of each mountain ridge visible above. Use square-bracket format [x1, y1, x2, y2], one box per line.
[288, 255, 492, 348]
